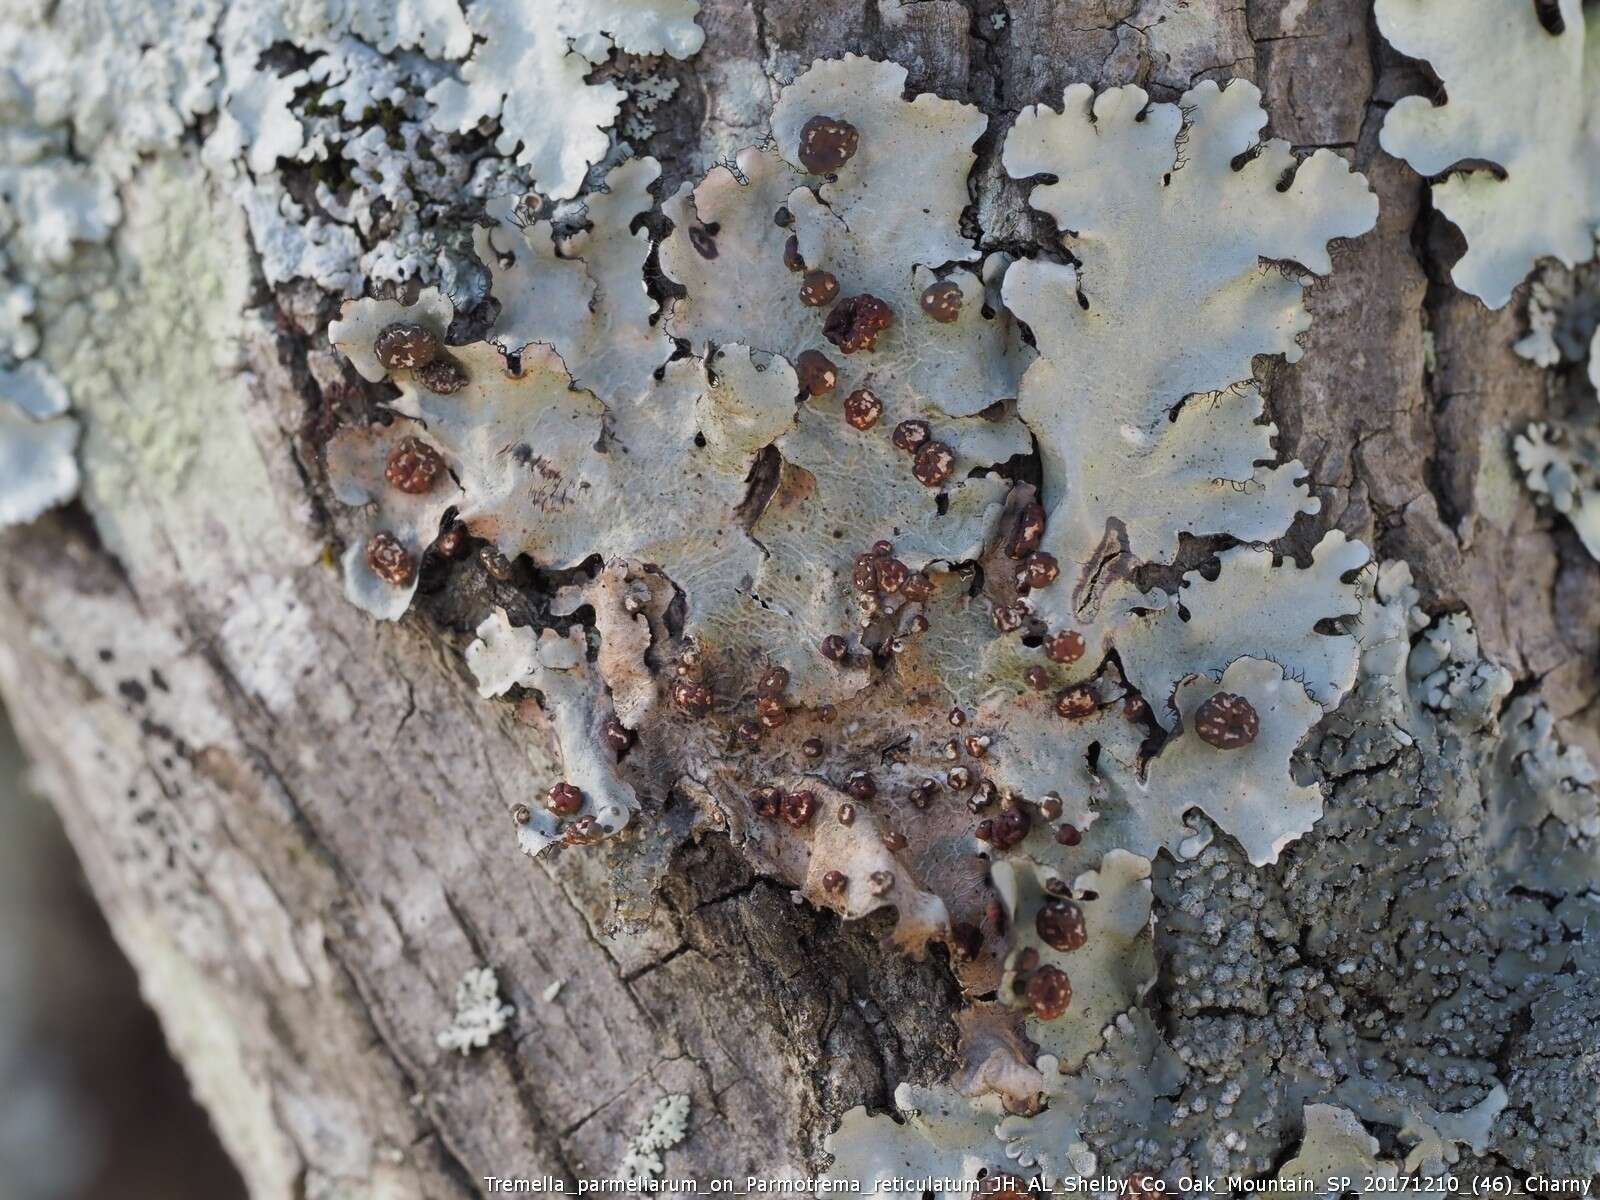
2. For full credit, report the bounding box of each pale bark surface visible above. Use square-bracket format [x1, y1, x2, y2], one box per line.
[1, 1, 1596, 1196]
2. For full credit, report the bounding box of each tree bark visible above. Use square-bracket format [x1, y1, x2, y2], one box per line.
[1, 1, 1596, 1197]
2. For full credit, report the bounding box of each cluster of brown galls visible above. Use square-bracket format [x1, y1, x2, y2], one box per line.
[1012, 883, 1089, 1020]
[361, 322, 470, 588]
[780, 114, 977, 496]
[346, 112, 1266, 1009]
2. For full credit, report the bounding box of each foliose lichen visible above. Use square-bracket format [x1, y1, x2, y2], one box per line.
[435, 965, 515, 1055]
[1375, 0, 1600, 309]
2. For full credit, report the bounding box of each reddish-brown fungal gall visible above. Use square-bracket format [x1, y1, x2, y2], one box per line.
[1124, 695, 1150, 722]
[852, 553, 879, 592]
[1026, 965, 1073, 1020]
[752, 785, 783, 818]
[837, 802, 856, 826]
[964, 734, 991, 758]
[1037, 792, 1064, 821]
[757, 666, 790, 697]
[1045, 630, 1087, 664]
[949, 922, 982, 962]
[374, 322, 441, 370]
[919, 280, 963, 324]
[511, 803, 531, 825]
[993, 804, 1031, 850]
[783, 234, 805, 272]
[756, 697, 788, 729]
[799, 270, 839, 307]
[365, 532, 416, 586]
[1055, 685, 1097, 720]
[877, 557, 909, 594]
[843, 388, 883, 430]
[847, 771, 877, 800]
[1017, 552, 1060, 591]
[892, 419, 931, 453]
[479, 545, 513, 580]
[946, 766, 973, 791]
[546, 781, 584, 815]
[867, 870, 895, 896]
[565, 815, 604, 844]
[913, 440, 955, 487]
[384, 436, 446, 494]
[903, 571, 933, 601]
[687, 221, 719, 259]
[1193, 691, 1259, 749]
[795, 349, 839, 397]
[993, 602, 1028, 633]
[782, 790, 818, 827]
[820, 634, 849, 662]
[736, 718, 764, 745]
[1056, 822, 1082, 846]
[817, 704, 837, 723]
[882, 829, 909, 852]
[949, 707, 968, 727]
[418, 354, 467, 395]
[1007, 501, 1046, 559]
[910, 778, 939, 808]
[822, 870, 849, 895]
[1036, 898, 1088, 952]
[797, 115, 860, 174]
[603, 716, 634, 755]
[671, 678, 714, 717]
[1026, 665, 1051, 691]
[871, 539, 894, 556]
[802, 736, 826, 759]
[823, 294, 893, 354]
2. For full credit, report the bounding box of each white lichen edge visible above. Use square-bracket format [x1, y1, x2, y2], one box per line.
[435, 965, 515, 1054]
[1375, 0, 1600, 309]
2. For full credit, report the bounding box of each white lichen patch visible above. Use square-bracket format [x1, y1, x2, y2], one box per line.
[662, 60, 1026, 423]
[465, 607, 544, 700]
[1376, 0, 1600, 309]
[618, 1093, 691, 1183]
[345, 0, 473, 60]
[1515, 419, 1600, 559]
[324, 422, 458, 620]
[436, 965, 515, 1054]
[427, 0, 703, 200]
[1277, 1105, 1398, 1197]
[768, 56, 983, 298]
[552, 564, 659, 728]
[825, 1083, 1004, 1197]
[999, 1011, 1184, 1178]
[330, 288, 455, 383]
[745, 396, 1020, 703]
[993, 851, 1155, 1070]
[480, 156, 672, 404]
[1133, 658, 1326, 868]
[1002, 79, 1373, 626]
[1117, 532, 1370, 724]
[466, 617, 640, 855]
[0, 363, 78, 527]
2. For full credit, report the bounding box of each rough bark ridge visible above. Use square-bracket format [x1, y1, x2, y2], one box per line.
[1, 0, 1597, 1196]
